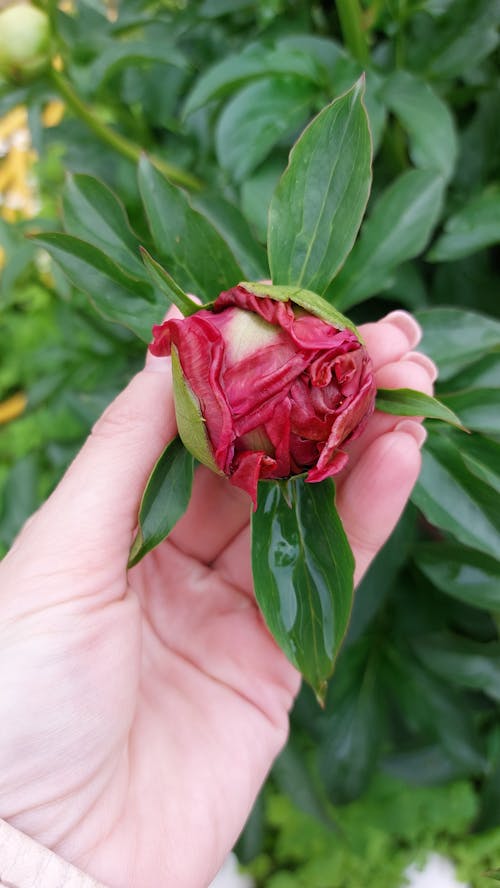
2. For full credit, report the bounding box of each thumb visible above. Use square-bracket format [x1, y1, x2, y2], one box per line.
[7, 354, 176, 569]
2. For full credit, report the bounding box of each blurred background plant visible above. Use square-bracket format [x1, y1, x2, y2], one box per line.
[0, 0, 499, 884]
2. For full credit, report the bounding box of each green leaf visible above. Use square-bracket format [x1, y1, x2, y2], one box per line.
[410, 0, 500, 79]
[273, 741, 333, 825]
[62, 173, 145, 279]
[386, 649, 485, 774]
[415, 308, 500, 380]
[457, 433, 500, 494]
[327, 170, 445, 310]
[384, 745, 465, 786]
[428, 186, 500, 262]
[444, 353, 500, 392]
[412, 430, 500, 560]
[191, 191, 268, 280]
[140, 248, 199, 317]
[320, 642, 384, 804]
[415, 543, 500, 611]
[138, 155, 243, 302]
[382, 70, 457, 180]
[183, 43, 323, 117]
[84, 40, 187, 90]
[440, 388, 500, 436]
[241, 157, 283, 242]
[347, 504, 417, 643]
[251, 477, 355, 700]
[413, 632, 500, 703]
[0, 455, 38, 548]
[30, 232, 161, 341]
[128, 436, 194, 568]
[215, 77, 315, 182]
[376, 388, 466, 430]
[268, 78, 372, 295]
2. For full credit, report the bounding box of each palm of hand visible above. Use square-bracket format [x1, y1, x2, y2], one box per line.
[0, 316, 433, 888]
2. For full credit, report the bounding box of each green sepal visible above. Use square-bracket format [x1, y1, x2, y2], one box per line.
[239, 281, 362, 340]
[171, 345, 223, 474]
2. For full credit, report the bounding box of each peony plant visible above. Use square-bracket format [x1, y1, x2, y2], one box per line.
[34, 78, 463, 701]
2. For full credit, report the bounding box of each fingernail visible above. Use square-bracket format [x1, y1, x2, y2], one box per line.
[394, 419, 427, 448]
[402, 351, 438, 382]
[385, 310, 422, 348]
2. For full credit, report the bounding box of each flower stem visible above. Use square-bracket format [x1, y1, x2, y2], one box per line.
[335, 0, 370, 65]
[50, 70, 202, 191]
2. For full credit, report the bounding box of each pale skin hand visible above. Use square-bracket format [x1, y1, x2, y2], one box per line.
[0, 311, 436, 888]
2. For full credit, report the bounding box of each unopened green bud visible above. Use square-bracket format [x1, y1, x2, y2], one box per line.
[0, 2, 50, 82]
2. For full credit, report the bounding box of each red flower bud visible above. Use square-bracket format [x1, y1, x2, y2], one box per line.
[150, 284, 376, 508]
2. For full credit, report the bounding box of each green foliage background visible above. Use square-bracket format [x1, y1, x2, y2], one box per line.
[1, 0, 500, 883]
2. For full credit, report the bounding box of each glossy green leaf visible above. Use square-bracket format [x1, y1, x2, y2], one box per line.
[428, 186, 500, 261]
[0, 455, 38, 548]
[412, 430, 500, 559]
[138, 155, 243, 302]
[128, 436, 194, 568]
[290, 46, 387, 150]
[251, 477, 355, 700]
[273, 741, 333, 825]
[382, 70, 457, 180]
[84, 40, 187, 90]
[415, 543, 500, 611]
[191, 191, 268, 280]
[457, 433, 500, 494]
[215, 77, 314, 182]
[375, 388, 466, 430]
[320, 642, 384, 803]
[62, 173, 145, 279]
[410, 0, 500, 79]
[347, 504, 417, 644]
[414, 632, 500, 703]
[384, 745, 465, 786]
[440, 389, 500, 436]
[444, 353, 500, 392]
[235, 793, 265, 864]
[183, 43, 322, 117]
[385, 647, 485, 774]
[381, 261, 427, 311]
[241, 158, 283, 242]
[268, 78, 372, 294]
[30, 232, 161, 341]
[199, 0, 254, 16]
[140, 248, 199, 317]
[415, 308, 500, 380]
[328, 170, 445, 310]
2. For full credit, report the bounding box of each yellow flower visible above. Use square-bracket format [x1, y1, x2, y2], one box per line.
[0, 392, 27, 425]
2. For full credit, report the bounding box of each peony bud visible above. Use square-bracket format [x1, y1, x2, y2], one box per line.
[0, 2, 50, 82]
[150, 283, 376, 508]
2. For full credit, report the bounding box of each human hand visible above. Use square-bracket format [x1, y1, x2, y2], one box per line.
[0, 310, 435, 888]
